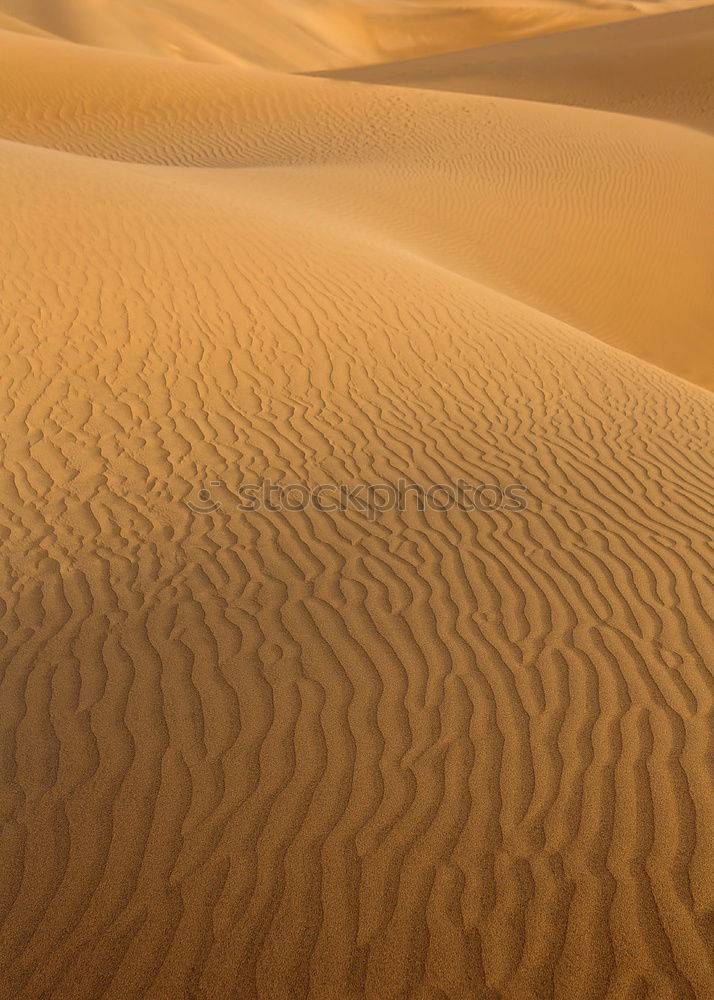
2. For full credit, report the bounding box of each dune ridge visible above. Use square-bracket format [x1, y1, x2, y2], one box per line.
[0, 5, 712, 1000]
[319, 3, 714, 134]
[0, 0, 710, 69]
[0, 28, 712, 388]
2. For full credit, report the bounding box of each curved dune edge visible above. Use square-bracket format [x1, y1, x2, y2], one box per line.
[319, 3, 714, 135]
[0, 0, 711, 69]
[0, 9, 713, 1000]
[0, 28, 712, 389]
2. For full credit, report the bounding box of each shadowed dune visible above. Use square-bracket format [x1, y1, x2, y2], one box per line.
[0, 5, 713, 1000]
[0, 0, 711, 69]
[319, 3, 714, 133]
[0, 28, 712, 387]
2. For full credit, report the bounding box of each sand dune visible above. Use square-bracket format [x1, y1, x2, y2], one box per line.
[0, 0, 710, 69]
[321, 4, 714, 133]
[0, 4, 713, 1000]
[0, 28, 712, 387]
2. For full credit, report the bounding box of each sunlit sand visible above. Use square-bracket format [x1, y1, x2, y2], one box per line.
[0, 2, 712, 997]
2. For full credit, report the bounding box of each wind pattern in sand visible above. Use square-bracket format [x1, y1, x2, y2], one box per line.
[0, 2, 713, 998]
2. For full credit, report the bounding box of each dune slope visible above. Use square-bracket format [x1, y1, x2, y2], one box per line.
[0, 0, 710, 69]
[0, 29, 712, 388]
[0, 12, 712, 1000]
[320, 3, 714, 133]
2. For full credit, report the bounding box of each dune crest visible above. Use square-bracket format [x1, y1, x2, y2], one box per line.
[0, 4, 712, 1000]
[320, 4, 714, 134]
[0, 0, 710, 69]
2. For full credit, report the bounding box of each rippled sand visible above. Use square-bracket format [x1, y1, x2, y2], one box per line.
[0, 3, 712, 998]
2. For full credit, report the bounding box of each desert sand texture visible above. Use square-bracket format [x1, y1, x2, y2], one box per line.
[319, 4, 714, 132]
[0, 3, 713, 1000]
[0, 0, 712, 68]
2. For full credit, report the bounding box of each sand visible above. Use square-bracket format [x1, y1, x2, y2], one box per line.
[1, 0, 712, 69]
[0, 3, 712, 999]
[319, 4, 714, 132]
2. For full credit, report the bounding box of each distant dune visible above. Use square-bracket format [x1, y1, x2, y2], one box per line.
[0, 3, 712, 1000]
[0, 0, 711, 69]
[319, 4, 714, 133]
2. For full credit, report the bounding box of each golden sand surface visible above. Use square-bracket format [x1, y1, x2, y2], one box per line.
[1, 0, 711, 69]
[0, 3, 712, 998]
